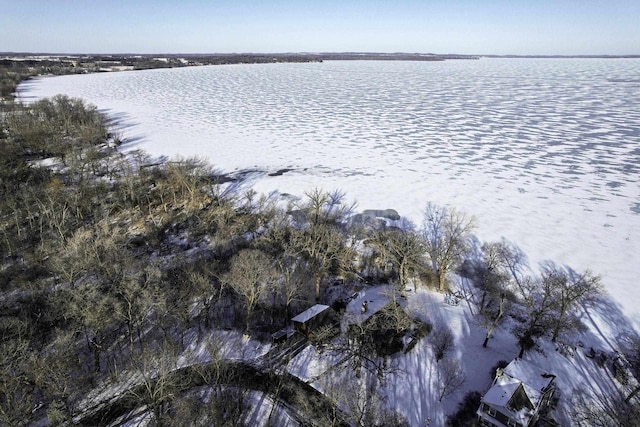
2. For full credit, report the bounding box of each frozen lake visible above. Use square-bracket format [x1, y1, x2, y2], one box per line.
[20, 59, 640, 327]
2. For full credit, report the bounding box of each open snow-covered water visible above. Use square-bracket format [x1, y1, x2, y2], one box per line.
[20, 59, 640, 327]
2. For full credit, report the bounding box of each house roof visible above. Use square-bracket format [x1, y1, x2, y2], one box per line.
[483, 380, 521, 408]
[345, 285, 404, 325]
[291, 304, 331, 324]
[503, 358, 555, 394]
[481, 358, 555, 426]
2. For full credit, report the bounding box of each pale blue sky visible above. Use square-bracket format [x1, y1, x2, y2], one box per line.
[1, 0, 638, 55]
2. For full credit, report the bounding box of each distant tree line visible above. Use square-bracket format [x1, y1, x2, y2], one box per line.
[0, 52, 482, 101]
[0, 54, 321, 101]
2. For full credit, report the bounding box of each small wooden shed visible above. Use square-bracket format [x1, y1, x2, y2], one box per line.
[291, 304, 336, 340]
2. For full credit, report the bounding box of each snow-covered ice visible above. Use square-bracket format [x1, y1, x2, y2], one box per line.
[19, 58, 640, 328]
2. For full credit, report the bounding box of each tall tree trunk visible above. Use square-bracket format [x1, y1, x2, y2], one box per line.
[479, 291, 487, 314]
[483, 295, 505, 348]
[203, 298, 211, 329]
[438, 270, 446, 292]
[91, 336, 101, 372]
[551, 308, 567, 343]
[285, 302, 291, 327]
[245, 309, 252, 336]
[137, 324, 144, 355]
[399, 261, 407, 296]
[315, 275, 321, 304]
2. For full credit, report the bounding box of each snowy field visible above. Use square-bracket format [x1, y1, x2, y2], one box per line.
[19, 58, 640, 329]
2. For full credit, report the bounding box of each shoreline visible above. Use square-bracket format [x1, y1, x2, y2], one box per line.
[16, 59, 640, 330]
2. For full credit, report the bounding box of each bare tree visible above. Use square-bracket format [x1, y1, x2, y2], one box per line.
[432, 325, 455, 362]
[292, 189, 356, 303]
[7, 95, 107, 164]
[475, 241, 515, 348]
[258, 211, 306, 323]
[542, 265, 602, 342]
[28, 330, 85, 424]
[335, 320, 389, 378]
[326, 300, 410, 379]
[63, 283, 122, 373]
[319, 372, 409, 427]
[573, 390, 640, 427]
[496, 238, 529, 288]
[513, 274, 556, 358]
[481, 291, 510, 348]
[366, 227, 427, 294]
[175, 340, 249, 426]
[125, 340, 187, 424]
[475, 241, 512, 313]
[294, 223, 353, 303]
[0, 338, 36, 426]
[422, 203, 476, 292]
[178, 258, 225, 333]
[299, 188, 355, 226]
[438, 358, 466, 402]
[113, 262, 166, 356]
[224, 249, 277, 334]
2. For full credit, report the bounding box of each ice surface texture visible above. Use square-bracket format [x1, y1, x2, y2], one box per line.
[21, 58, 640, 326]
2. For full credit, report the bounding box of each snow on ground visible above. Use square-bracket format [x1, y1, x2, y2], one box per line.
[177, 328, 270, 366]
[284, 286, 507, 425]
[286, 343, 345, 384]
[18, 59, 640, 330]
[73, 277, 636, 425]
[242, 390, 299, 427]
[77, 328, 270, 417]
[17, 59, 640, 425]
[121, 389, 297, 427]
[286, 284, 637, 426]
[385, 288, 519, 425]
[78, 284, 635, 426]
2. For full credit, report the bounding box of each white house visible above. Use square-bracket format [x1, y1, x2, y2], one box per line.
[477, 358, 556, 427]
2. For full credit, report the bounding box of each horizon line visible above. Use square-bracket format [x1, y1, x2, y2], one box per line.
[2, 51, 640, 58]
